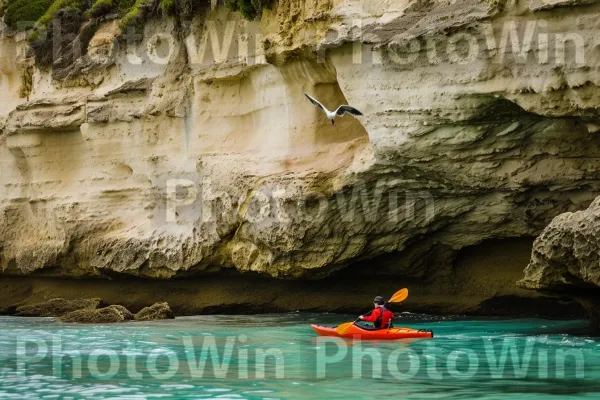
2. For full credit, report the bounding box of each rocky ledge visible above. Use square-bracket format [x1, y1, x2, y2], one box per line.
[9, 297, 175, 323]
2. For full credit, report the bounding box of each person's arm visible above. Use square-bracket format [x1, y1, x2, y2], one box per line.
[360, 308, 381, 322]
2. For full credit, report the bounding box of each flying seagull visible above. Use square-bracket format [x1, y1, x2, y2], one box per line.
[304, 93, 363, 126]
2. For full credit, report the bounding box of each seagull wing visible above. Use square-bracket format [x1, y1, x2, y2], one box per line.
[335, 105, 363, 117]
[305, 93, 330, 114]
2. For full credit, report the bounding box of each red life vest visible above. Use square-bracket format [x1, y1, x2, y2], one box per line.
[363, 306, 394, 329]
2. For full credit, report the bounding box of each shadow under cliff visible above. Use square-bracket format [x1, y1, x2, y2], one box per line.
[0, 238, 585, 321]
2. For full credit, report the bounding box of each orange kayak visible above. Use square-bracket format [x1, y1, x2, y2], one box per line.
[311, 324, 433, 340]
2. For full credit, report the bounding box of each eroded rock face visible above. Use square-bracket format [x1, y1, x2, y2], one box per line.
[520, 197, 600, 291]
[519, 191, 600, 330]
[15, 298, 102, 317]
[0, 1, 599, 314]
[134, 302, 175, 321]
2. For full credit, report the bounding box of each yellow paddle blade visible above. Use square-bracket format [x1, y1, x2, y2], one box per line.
[389, 288, 408, 303]
[335, 321, 355, 335]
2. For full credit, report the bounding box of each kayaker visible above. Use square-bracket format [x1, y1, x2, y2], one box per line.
[358, 296, 394, 329]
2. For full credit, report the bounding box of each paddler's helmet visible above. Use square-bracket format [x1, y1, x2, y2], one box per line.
[373, 296, 385, 305]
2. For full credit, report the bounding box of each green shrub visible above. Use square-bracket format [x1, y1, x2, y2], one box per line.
[26, 30, 41, 42]
[3, 0, 54, 30]
[116, 0, 135, 13]
[2, 0, 272, 38]
[120, 0, 153, 29]
[37, 0, 85, 27]
[237, 0, 256, 19]
[1, 0, 145, 30]
[158, 0, 175, 14]
[159, 0, 198, 19]
[224, 0, 271, 20]
[89, 0, 139, 19]
[89, 0, 113, 17]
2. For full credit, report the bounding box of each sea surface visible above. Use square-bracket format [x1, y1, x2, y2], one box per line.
[0, 313, 599, 399]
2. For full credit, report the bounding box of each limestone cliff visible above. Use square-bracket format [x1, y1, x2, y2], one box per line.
[0, 0, 599, 317]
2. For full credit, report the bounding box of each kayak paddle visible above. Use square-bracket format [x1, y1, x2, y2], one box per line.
[335, 318, 365, 336]
[389, 288, 408, 303]
[335, 288, 409, 335]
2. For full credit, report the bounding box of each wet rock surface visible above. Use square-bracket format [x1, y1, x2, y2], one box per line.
[134, 302, 175, 321]
[14, 298, 102, 317]
[59, 304, 134, 324]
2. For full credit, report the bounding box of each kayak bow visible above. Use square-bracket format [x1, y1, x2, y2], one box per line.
[312, 324, 433, 340]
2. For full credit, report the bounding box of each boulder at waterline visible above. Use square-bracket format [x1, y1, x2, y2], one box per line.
[59, 305, 134, 323]
[134, 302, 175, 321]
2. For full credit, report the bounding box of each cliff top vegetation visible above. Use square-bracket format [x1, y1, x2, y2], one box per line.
[0, 0, 272, 31]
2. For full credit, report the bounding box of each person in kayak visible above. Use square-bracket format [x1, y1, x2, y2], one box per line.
[358, 296, 394, 330]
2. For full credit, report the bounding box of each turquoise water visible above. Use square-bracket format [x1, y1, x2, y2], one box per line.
[1, 313, 599, 399]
